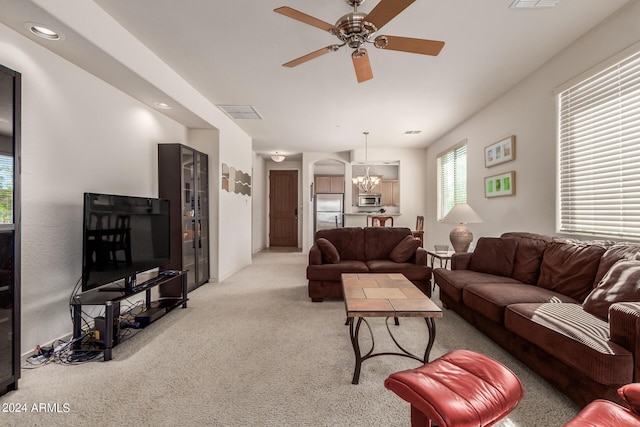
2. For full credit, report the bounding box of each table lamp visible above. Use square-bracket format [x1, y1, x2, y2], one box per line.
[441, 203, 483, 252]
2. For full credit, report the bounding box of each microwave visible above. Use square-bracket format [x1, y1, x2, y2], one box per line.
[358, 194, 382, 207]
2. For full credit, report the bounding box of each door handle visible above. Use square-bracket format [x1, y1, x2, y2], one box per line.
[294, 208, 298, 219]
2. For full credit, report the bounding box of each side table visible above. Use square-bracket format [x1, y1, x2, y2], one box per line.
[426, 250, 455, 270]
[426, 250, 455, 292]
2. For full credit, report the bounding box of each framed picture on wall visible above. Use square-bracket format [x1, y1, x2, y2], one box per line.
[485, 171, 516, 198]
[485, 135, 515, 168]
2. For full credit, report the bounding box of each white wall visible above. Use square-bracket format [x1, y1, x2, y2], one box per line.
[217, 126, 253, 281]
[0, 23, 188, 352]
[251, 153, 267, 254]
[425, 1, 640, 250]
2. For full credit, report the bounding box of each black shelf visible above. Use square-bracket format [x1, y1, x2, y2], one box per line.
[71, 271, 187, 361]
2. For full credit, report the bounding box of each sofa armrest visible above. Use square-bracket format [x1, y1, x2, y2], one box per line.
[610, 302, 640, 381]
[415, 247, 427, 265]
[451, 253, 472, 270]
[309, 245, 322, 265]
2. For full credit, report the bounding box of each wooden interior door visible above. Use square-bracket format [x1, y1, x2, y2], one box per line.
[269, 170, 298, 247]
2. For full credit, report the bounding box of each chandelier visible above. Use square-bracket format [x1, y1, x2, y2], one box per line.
[352, 132, 380, 193]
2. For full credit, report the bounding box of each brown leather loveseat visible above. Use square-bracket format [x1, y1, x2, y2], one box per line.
[307, 227, 431, 302]
[434, 232, 640, 408]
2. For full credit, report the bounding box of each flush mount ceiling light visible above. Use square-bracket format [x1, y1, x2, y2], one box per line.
[25, 23, 63, 40]
[154, 102, 172, 110]
[271, 152, 286, 162]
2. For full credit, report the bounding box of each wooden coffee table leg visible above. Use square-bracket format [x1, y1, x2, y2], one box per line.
[423, 317, 436, 362]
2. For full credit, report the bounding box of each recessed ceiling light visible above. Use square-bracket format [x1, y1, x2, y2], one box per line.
[25, 23, 62, 40]
[154, 102, 172, 110]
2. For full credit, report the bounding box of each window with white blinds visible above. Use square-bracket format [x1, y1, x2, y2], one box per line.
[437, 142, 467, 220]
[558, 49, 640, 238]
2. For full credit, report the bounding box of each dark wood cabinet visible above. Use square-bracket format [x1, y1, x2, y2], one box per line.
[0, 64, 20, 396]
[158, 144, 209, 295]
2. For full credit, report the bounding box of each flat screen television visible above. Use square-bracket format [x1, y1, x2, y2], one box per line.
[82, 192, 170, 292]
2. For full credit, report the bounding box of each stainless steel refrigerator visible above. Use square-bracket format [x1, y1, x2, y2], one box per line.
[315, 193, 343, 232]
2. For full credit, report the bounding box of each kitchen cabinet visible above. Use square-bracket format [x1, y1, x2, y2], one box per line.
[158, 143, 210, 295]
[315, 175, 344, 193]
[380, 180, 400, 207]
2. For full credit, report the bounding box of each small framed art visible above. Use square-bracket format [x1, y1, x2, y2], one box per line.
[485, 135, 515, 168]
[485, 171, 515, 198]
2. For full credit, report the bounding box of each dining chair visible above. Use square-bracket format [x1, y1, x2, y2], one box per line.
[370, 215, 394, 227]
[413, 215, 424, 247]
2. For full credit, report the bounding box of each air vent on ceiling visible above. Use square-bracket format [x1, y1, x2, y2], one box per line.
[403, 130, 422, 135]
[510, 0, 558, 8]
[217, 105, 262, 120]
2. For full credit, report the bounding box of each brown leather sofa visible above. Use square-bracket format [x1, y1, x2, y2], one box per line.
[307, 227, 431, 301]
[434, 232, 640, 408]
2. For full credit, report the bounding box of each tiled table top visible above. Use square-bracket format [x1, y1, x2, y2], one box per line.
[342, 273, 443, 318]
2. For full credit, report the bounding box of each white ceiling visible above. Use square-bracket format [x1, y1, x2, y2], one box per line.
[0, 0, 633, 156]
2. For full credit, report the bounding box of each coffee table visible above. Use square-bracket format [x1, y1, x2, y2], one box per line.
[342, 273, 443, 384]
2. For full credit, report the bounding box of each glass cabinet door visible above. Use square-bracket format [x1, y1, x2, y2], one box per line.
[0, 64, 19, 396]
[195, 152, 209, 285]
[181, 148, 196, 290]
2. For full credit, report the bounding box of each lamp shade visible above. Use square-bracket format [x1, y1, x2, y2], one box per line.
[441, 203, 483, 224]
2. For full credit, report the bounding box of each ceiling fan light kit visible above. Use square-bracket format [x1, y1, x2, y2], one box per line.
[275, 0, 445, 83]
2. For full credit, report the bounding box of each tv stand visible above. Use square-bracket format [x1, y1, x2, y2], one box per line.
[71, 271, 188, 361]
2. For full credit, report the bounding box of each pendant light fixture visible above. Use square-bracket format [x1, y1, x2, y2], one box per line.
[352, 132, 380, 193]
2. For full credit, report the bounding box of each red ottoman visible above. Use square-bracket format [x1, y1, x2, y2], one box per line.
[384, 349, 524, 427]
[564, 383, 640, 426]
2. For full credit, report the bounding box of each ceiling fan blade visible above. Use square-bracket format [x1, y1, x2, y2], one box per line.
[352, 49, 373, 83]
[283, 46, 338, 68]
[364, 0, 415, 31]
[274, 6, 336, 32]
[375, 35, 445, 56]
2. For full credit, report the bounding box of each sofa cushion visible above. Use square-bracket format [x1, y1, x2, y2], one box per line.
[306, 260, 369, 281]
[468, 237, 518, 277]
[434, 269, 521, 303]
[463, 283, 578, 323]
[594, 244, 640, 285]
[315, 228, 365, 261]
[367, 260, 431, 282]
[364, 227, 412, 261]
[316, 238, 340, 264]
[537, 241, 607, 302]
[505, 303, 633, 385]
[389, 235, 420, 263]
[583, 260, 640, 321]
[501, 232, 552, 284]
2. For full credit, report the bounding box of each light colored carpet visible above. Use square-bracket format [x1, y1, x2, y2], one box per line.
[1, 249, 579, 426]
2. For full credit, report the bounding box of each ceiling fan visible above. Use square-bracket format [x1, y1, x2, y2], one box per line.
[274, 0, 445, 83]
